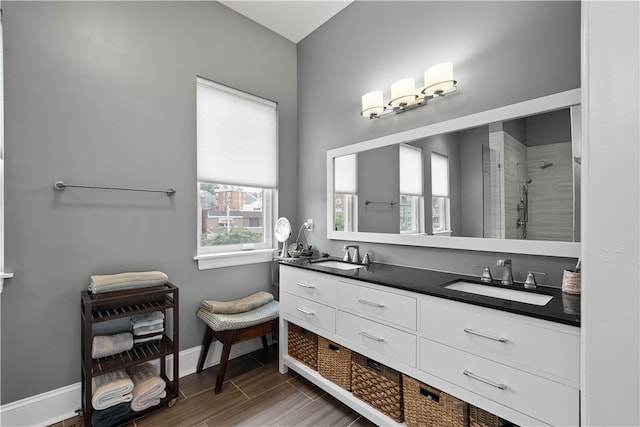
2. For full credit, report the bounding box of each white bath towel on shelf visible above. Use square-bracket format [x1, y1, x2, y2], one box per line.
[133, 324, 164, 336]
[131, 311, 164, 324]
[92, 332, 134, 359]
[127, 362, 167, 412]
[91, 369, 134, 410]
[89, 271, 168, 294]
[131, 318, 164, 329]
[134, 334, 164, 345]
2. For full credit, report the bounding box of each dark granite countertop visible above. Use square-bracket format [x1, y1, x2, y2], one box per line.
[279, 257, 580, 327]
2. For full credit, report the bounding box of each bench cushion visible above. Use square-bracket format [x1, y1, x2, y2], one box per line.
[197, 300, 279, 331]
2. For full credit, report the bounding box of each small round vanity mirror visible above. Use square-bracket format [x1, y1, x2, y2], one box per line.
[274, 217, 292, 257]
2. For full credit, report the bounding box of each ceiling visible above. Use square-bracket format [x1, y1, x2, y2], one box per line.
[218, 1, 353, 43]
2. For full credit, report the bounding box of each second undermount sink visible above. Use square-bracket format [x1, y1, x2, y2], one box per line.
[445, 281, 553, 306]
[314, 260, 365, 270]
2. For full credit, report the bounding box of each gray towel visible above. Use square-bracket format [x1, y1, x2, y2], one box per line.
[92, 332, 134, 359]
[89, 271, 168, 294]
[201, 291, 274, 314]
[131, 311, 164, 324]
[91, 369, 134, 410]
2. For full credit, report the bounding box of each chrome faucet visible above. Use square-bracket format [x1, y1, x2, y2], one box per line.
[496, 259, 513, 286]
[343, 244, 360, 263]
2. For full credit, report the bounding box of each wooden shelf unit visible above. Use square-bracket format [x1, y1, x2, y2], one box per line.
[81, 283, 179, 426]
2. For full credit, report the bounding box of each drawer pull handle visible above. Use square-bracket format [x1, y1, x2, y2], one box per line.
[296, 282, 316, 289]
[463, 328, 508, 343]
[463, 370, 508, 390]
[358, 299, 385, 308]
[296, 307, 315, 315]
[359, 331, 385, 342]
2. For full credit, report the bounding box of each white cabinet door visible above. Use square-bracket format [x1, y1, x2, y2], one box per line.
[281, 293, 336, 334]
[280, 266, 336, 306]
[420, 338, 579, 427]
[337, 281, 417, 330]
[337, 311, 416, 367]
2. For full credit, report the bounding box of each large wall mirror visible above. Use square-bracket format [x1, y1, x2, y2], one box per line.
[327, 89, 581, 257]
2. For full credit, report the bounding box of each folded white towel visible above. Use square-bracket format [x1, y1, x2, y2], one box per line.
[92, 332, 134, 359]
[127, 363, 167, 412]
[92, 369, 134, 410]
[89, 271, 168, 294]
[131, 311, 164, 324]
[133, 324, 164, 336]
[131, 318, 164, 329]
[134, 334, 163, 345]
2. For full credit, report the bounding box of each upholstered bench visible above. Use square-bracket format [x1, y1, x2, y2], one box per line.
[196, 295, 279, 393]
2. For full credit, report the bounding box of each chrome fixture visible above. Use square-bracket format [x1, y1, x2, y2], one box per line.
[361, 62, 458, 119]
[516, 159, 554, 170]
[524, 271, 547, 289]
[474, 265, 493, 283]
[362, 252, 373, 265]
[496, 259, 513, 286]
[343, 244, 360, 263]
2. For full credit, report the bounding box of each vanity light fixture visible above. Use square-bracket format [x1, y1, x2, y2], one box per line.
[361, 62, 458, 119]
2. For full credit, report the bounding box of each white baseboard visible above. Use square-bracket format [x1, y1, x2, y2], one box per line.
[0, 338, 265, 427]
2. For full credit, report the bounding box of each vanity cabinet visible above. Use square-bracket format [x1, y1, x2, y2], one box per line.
[278, 264, 580, 427]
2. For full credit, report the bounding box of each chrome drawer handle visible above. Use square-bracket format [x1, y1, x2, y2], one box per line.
[296, 282, 316, 289]
[463, 370, 508, 390]
[359, 331, 385, 342]
[463, 328, 508, 343]
[296, 307, 315, 315]
[358, 299, 385, 308]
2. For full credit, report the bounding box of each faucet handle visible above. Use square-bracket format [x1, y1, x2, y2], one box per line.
[362, 253, 373, 265]
[524, 271, 546, 289]
[474, 265, 493, 283]
[343, 249, 351, 262]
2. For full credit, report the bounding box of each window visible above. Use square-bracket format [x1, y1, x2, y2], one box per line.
[431, 152, 451, 234]
[195, 77, 277, 269]
[400, 145, 424, 234]
[334, 154, 357, 232]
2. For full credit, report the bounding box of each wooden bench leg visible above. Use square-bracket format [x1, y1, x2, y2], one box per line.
[215, 330, 237, 394]
[197, 327, 214, 374]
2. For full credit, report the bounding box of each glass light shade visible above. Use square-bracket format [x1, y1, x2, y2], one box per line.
[361, 90, 385, 118]
[390, 77, 416, 108]
[424, 62, 455, 96]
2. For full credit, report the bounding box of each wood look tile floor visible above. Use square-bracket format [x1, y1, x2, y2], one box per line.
[52, 345, 378, 427]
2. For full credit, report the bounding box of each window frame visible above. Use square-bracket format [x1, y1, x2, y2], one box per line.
[193, 78, 278, 270]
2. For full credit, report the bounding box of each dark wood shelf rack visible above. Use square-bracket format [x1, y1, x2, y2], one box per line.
[81, 283, 179, 426]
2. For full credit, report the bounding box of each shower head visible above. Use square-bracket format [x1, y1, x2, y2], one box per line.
[539, 161, 553, 170]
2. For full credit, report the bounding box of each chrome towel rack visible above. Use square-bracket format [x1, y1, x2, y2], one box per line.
[53, 181, 176, 196]
[365, 200, 396, 206]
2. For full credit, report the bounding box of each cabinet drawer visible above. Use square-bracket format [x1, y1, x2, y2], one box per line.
[280, 266, 336, 306]
[281, 293, 336, 334]
[420, 338, 579, 427]
[337, 311, 416, 367]
[420, 296, 579, 385]
[337, 281, 417, 330]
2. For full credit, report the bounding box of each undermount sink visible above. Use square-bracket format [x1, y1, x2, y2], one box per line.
[314, 260, 365, 270]
[445, 281, 553, 306]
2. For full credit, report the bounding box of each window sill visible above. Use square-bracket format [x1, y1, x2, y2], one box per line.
[194, 249, 278, 270]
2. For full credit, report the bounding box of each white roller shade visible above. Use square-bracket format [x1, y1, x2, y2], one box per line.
[431, 152, 450, 197]
[400, 144, 423, 196]
[197, 77, 277, 188]
[334, 154, 357, 194]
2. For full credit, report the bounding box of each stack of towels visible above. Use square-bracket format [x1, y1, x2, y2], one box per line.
[89, 271, 168, 294]
[131, 311, 164, 345]
[200, 291, 274, 314]
[127, 363, 167, 412]
[91, 369, 133, 427]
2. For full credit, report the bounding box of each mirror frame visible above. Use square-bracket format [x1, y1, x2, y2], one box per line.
[327, 89, 581, 258]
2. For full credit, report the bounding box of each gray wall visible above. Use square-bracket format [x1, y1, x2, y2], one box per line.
[2, 2, 297, 403]
[297, 2, 580, 280]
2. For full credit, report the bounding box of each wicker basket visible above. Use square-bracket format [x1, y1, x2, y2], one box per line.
[470, 405, 499, 427]
[287, 323, 318, 370]
[351, 353, 403, 422]
[403, 374, 468, 427]
[317, 337, 352, 390]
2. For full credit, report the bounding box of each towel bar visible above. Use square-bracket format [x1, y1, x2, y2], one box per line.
[54, 181, 176, 196]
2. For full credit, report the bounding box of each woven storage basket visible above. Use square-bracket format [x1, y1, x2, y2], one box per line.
[469, 405, 500, 427]
[287, 323, 318, 370]
[403, 374, 468, 427]
[318, 337, 352, 390]
[351, 353, 403, 422]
